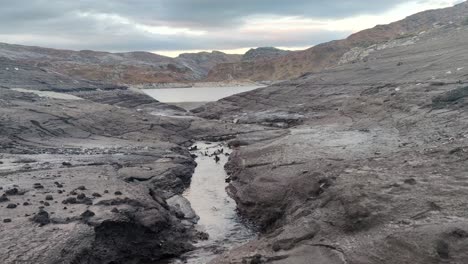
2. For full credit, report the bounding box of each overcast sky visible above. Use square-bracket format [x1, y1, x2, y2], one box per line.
[0, 0, 464, 56]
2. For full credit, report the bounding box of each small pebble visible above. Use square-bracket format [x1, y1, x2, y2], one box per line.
[6, 203, 17, 209]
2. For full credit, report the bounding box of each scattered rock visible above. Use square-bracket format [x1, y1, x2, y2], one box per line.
[196, 231, 209, 240]
[33, 183, 44, 189]
[6, 203, 17, 209]
[45, 195, 53, 201]
[114, 191, 123, 196]
[250, 254, 263, 264]
[404, 178, 417, 185]
[62, 197, 77, 204]
[5, 188, 19, 195]
[3, 218, 11, 223]
[81, 210, 95, 218]
[31, 210, 50, 226]
[0, 194, 9, 202]
[450, 228, 468, 238]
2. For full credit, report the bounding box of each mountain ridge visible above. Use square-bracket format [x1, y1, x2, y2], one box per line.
[206, 1, 468, 82]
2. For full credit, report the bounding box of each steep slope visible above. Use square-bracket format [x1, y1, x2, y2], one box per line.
[195, 17, 468, 264]
[206, 1, 468, 82]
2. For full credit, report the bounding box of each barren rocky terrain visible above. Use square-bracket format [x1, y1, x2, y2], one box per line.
[1, 2, 468, 264]
[194, 11, 468, 264]
[0, 58, 269, 263]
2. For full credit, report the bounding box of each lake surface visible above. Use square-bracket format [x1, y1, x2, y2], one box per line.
[142, 86, 264, 103]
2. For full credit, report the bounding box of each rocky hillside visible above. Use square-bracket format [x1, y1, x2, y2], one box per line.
[0, 43, 239, 85]
[194, 14, 468, 264]
[241, 47, 290, 62]
[176, 51, 242, 79]
[206, 1, 468, 82]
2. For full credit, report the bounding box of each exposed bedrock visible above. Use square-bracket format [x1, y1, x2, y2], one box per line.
[204, 23, 468, 263]
[0, 86, 267, 263]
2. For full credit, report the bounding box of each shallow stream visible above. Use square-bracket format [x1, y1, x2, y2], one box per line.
[170, 142, 255, 263]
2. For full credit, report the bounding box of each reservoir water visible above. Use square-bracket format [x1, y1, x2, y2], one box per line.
[142, 85, 264, 110]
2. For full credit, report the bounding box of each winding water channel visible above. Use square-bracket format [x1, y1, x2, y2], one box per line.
[171, 142, 256, 263]
[144, 86, 262, 263]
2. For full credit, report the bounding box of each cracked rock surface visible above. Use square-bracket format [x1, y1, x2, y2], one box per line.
[0, 61, 266, 263]
[197, 20, 468, 264]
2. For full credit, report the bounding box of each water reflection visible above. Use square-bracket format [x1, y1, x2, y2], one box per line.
[142, 86, 264, 103]
[171, 142, 255, 264]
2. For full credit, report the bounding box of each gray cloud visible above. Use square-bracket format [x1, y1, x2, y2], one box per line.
[0, 1, 450, 53]
[156, 0, 409, 27]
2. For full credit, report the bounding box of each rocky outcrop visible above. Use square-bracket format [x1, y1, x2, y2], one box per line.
[206, 1, 468, 82]
[176, 51, 242, 79]
[198, 19, 468, 264]
[241, 47, 290, 62]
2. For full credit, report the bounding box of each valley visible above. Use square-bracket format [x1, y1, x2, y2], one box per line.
[1, 1, 468, 264]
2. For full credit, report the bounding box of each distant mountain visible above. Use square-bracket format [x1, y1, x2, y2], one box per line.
[0, 43, 239, 85]
[242, 47, 290, 62]
[207, 1, 468, 82]
[175, 51, 241, 79]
